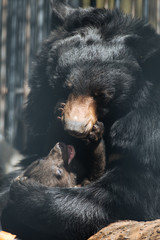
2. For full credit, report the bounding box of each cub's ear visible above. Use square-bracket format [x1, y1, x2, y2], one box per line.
[50, 0, 74, 29]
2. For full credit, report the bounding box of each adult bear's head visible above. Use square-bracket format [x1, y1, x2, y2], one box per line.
[25, 0, 160, 154]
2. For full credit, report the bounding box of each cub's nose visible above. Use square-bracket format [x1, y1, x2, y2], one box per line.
[54, 142, 66, 151]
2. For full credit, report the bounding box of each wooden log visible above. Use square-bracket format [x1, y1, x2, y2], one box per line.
[88, 219, 160, 240]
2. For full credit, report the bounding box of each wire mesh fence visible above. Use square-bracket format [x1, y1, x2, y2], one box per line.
[0, 0, 160, 151]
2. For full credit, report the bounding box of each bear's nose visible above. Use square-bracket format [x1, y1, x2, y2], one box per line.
[61, 94, 97, 138]
[64, 120, 91, 138]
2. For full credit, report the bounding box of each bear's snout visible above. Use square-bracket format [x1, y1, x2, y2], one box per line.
[61, 95, 97, 137]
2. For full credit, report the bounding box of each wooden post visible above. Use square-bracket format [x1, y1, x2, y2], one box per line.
[82, 0, 91, 8]
[120, 0, 132, 14]
[96, 0, 105, 8]
[135, 0, 143, 18]
[104, 0, 115, 9]
[148, 0, 157, 30]
[157, 0, 160, 33]
[0, 0, 8, 136]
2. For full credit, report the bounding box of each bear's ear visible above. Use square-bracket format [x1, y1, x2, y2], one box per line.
[141, 48, 160, 83]
[50, 0, 74, 30]
[127, 32, 160, 83]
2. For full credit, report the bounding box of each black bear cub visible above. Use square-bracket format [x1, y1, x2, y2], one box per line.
[21, 141, 106, 187]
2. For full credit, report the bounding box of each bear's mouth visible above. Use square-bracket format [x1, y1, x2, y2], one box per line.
[67, 145, 76, 165]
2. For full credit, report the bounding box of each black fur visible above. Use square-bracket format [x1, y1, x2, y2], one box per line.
[1, 1, 160, 239]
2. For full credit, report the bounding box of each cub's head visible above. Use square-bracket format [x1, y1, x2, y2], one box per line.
[23, 142, 76, 187]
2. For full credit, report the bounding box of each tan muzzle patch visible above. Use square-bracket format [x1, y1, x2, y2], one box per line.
[62, 95, 97, 137]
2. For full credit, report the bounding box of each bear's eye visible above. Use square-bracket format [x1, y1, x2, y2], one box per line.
[66, 82, 73, 88]
[63, 81, 73, 90]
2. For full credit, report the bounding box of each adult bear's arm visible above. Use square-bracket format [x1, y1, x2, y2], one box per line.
[1, 167, 147, 240]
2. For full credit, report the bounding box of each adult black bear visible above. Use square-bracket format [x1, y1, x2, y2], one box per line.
[2, 0, 160, 239]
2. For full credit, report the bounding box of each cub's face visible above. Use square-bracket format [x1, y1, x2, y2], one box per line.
[23, 142, 76, 187]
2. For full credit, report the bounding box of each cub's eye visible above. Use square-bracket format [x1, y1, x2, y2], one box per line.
[56, 168, 63, 178]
